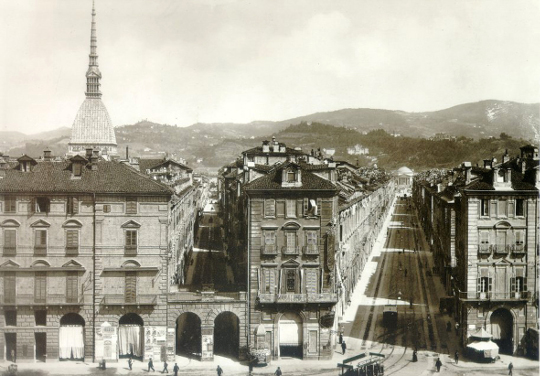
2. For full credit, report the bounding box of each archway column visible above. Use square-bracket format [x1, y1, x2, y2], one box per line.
[201, 324, 214, 361]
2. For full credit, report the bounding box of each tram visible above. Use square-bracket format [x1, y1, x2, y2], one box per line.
[382, 305, 398, 330]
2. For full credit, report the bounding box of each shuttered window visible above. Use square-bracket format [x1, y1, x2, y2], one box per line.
[477, 268, 492, 295]
[4, 197, 16, 213]
[67, 197, 79, 215]
[125, 230, 137, 255]
[65, 230, 79, 255]
[515, 199, 525, 216]
[498, 200, 507, 217]
[4, 272, 16, 304]
[262, 268, 276, 293]
[3, 229, 16, 255]
[286, 199, 296, 218]
[34, 230, 47, 255]
[34, 272, 47, 303]
[126, 197, 137, 214]
[305, 231, 318, 254]
[305, 269, 318, 295]
[286, 270, 296, 292]
[125, 272, 137, 303]
[66, 272, 78, 303]
[264, 199, 275, 218]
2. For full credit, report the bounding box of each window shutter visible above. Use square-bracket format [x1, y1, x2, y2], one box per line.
[523, 278, 527, 291]
[510, 277, 516, 293]
[72, 197, 79, 214]
[477, 278, 481, 292]
[317, 198, 322, 215]
[488, 277, 492, 292]
[303, 198, 308, 216]
[31, 198, 36, 213]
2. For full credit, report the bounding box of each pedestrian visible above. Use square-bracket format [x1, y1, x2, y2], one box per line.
[508, 362, 513, 376]
[454, 351, 459, 364]
[274, 366, 282, 376]
[128, 356, 133, 370]
[404, 269, 408, 277]
[173, 363, 179, 376]
[10, 349, 16, 363]
[162, 360, 168, 373]
[455, 322, 460, 335]
[217, 365, 223, 376]
[435, 357, 442, 372]
[446, 321, 451, 332]
[339, 332, 343, 344]
[148, 357, 155, 372]
[412, 350, 418, 362]
[341, 340, 347, 355]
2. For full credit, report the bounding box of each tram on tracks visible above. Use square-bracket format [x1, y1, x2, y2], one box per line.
[338, 352, 385, 376]
[383, 304, 398, 330]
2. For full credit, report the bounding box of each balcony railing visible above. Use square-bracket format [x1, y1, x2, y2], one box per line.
[124, 246, 137, 256]
[303, 245, 319, 255]
[100, 294, 157, 306]
[261, 245, 278, 256]
[0, 294, 83, 306]
[458, 291, 528, 300]
[2, 247, 16, 256]
[257, 292, 338, 304]
[282, 246, 300, 256]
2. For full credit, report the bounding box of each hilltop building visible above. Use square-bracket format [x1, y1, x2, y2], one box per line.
[67, 3, 117, 158]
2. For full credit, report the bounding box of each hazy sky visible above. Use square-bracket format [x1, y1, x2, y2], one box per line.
[1, 0, 539, 134]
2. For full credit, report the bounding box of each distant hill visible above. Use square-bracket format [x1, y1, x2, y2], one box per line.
[0, 100, 537, 169]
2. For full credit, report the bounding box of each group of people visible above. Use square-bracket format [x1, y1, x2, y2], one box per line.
[127, 357, 180, 375]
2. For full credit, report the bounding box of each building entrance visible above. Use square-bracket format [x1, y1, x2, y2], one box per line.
[118, 313, 144, 360]
[214, 312, 239, 358]
[278, 312, 303, 358]
[59, 313, 85, 360]
[35, 333, 47, 362]
[176, 312, 201, 358]
[490, 308, 513, 354]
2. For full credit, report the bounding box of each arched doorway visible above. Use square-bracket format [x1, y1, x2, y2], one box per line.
[176, 312, 201, 358]
[279, 312, 303, 358]
[118, 313, 144, 360]
[59, 313, 85, 361]
[214, 312, 239, 358]
[490, 308, 513, 354]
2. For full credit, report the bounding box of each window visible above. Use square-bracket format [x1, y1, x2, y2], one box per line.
[287, 170, 297, 182]
[514, 231, 525, 252]
[34, 230, 47, 255]
[3, 229, 16, 255]
[73, 162, 82, 177]
[125, 271, 137, 303]
[65, 230, 79, 255]
[305, 230, 318, 254]
[34, 310, 47, 326]
[480, 199, 489, 216]
[126, 197, 137, 214]
[511, 268, 527, 296]
[515, 199, 525, 216]
[4, 311, 16, 326]
[286, 199, 296, 218]
[34, 197, 50, 213]
[4, 272, 16, 304]
[283, 231, 298, 254]
[495, 230, 508, 253]
[34, 272, 47, 303]
[478, 231, 490, 253]
[125, 230, 138, 255]
[4, 197, 16, 213]
[262, 268, 276, 293]
[67, 197, 79, 215]
[304, 198, 318, 216]
[262, 230, 276, 254]
[305, 268, 319, 294]
[498, 200, 507, 217]
[477, 268, 492, 298]
[66, 272, 78, 303]
[286, 270, 296, 292]
[264, 199, 276, 218]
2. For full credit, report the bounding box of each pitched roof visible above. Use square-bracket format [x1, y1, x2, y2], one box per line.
[242, 146, 305, 156]
[0, 160, 173, 195]
[244, 163, 336, 191]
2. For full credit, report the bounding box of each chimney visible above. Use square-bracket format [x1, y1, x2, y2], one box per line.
[126, 146, 129, 159]
[462, 162, 472, 184]
[437, 183, 442, 192]
[483, 159, 492, 169]
[43, 149, 52, 161]
[86, 148, 93, 159]
[90, 150, 99, 170]
[505, 168, 511, 183]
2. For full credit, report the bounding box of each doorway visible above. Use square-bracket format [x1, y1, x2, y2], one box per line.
[35, 333, 47, 361]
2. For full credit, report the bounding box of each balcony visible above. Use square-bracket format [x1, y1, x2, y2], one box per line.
[458, 291, 528, 301]
[0, 294, 84, 306]
[2, 247, 16, 256]
[303, 245, 319, 256]
[282, 246, 300, 256]
[124, 246, 137, 256]
[478, 244, 491, 255]
[261, 245, 278, 256]
[257, 292, 338, 304]
[512, 244, 526, 257]
[100, 294, 157, 307]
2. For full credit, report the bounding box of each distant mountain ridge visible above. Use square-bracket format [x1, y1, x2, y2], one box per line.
[1, 100, 537, 168]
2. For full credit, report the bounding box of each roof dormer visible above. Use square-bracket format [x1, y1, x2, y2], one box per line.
[17, 155, 37, 172]
[70, 155, 87, 178]
[281, 165, 302, 188]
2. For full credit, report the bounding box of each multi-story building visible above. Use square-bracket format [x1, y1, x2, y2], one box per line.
[0, 151, 174, 362]
[413, 146, 539, 355]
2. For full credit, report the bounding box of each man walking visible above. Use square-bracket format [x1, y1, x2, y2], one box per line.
[454, 351, 459, 365]
[148, 357, 155, 372]
[274, 366, 282, 376]
[341, 340, 347, 355]
[128, 356, 133, 370]
[217, 365, 223, 376]
[162, 360, 168, 373]
[173, 363, 179, 376]
[435, 357, 442, 372]
[508, 362, 513, 376]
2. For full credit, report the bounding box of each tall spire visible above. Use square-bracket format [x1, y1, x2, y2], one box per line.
[85, 0, 102, 98]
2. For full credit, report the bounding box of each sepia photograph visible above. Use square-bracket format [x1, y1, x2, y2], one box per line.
[0, 1, 539, 375]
